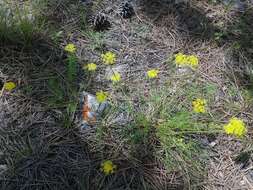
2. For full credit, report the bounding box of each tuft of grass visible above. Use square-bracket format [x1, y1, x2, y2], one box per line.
[0, 0, 47, 44]
[127, 113, 152, 145]
[99, 72, 221, 188]
[83, 30, 105, 51]
[146, 85, 213, 186]
[45, 55, 79, 128]
[48, 77, 65, 104]
[157, 111, 209, 186]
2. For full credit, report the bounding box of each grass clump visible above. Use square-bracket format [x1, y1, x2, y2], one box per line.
[94, 73, 220, 188]
[0, 0, 47, 44]
[157, 111, 209, 186]
[127, 113, 153, 145]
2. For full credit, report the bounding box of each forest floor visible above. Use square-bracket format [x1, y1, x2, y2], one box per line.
[0, 0, 253, 189]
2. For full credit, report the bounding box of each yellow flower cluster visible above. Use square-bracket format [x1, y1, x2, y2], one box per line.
[175, 53, 199, 69]
[101, 51, 116, 65]
[86, 63, 97, 71]
[224, 117, 247, 137]
[100, 160, 117, 175]
[147, 69, 159, 79]
[96, 90, 108, 103]
[110, 72, 121, 83]
[64, 43, 76, 53]
[4, 82, 16, 91]
[192, 98, 206, 113]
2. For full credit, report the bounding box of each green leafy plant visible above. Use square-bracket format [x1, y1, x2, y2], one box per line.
[48, 77, 64, 105]
[128, 113, 152, 144]
[46, 49, 79, 128]
[157, 111, 207, 165]
[66, 54, 78, 84]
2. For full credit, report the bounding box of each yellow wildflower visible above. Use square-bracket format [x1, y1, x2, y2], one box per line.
[192, 98, 206, 113]
[96, 91, 108, 103]
[101, 52, 116, 65]
[187, 55, 199, 68]
[224, 117, 247, 137]
[100, 160, 117, 175]
[175, 53, 187, 66]
[4, 82, 16, 91]
[64, 43, 76, 53]
[147, 69, 159, 79]
[174, 53, 199, 69]
[86, 63, 97, 71]
[110, 72, 121, 83]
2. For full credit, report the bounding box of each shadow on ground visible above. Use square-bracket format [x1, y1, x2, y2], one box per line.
[225, 8, 253, 92]
[138, 0, 219, 40]
[140, 0, 253, 95]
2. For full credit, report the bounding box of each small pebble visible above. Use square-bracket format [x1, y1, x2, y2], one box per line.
[240, 179, 246, 186]
[209, 141, 217, 147]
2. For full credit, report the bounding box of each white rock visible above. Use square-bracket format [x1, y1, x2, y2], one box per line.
[209, 141, 217, 147]
[79, 92, 109, 130]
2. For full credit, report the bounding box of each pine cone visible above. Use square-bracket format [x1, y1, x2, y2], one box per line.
[119, 2, 134, 19]
[92, 13, 111, 31]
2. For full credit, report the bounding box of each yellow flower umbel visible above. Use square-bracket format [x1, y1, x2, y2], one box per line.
[174, 53, 199, 69]
[110, 72, 121, 83]
[101, 52, 116, 65]
[4, 82, 16, 91]
[187, 55, 199, 69]
[96, 91, 108, 103]
[175, 53, 187, 66]
[224, 117, 247, 137]
[147, 69, 159, 79]
[100, 160, 117, 175]
[192, 98, 206, 113]
[86, 63, 97, 71]
[64, 43, 76, 53]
